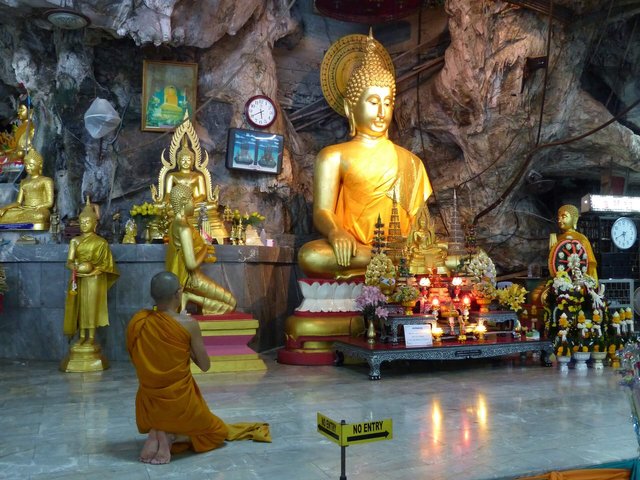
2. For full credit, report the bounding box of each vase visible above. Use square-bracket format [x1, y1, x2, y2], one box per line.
[557, 355, 571, 373]
[402, 301, 415, 316]
[572, 351, 590, 371]
[476, 297, 491, 313]
[591, 351, 607, 370]
[366, 318, 377, 345]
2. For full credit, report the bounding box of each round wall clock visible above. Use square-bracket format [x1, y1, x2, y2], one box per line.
[244, 95, 277, 128]
[611, 217, 637, 250]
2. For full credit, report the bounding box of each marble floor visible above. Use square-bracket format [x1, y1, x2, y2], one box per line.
[0, 352, 638, 480]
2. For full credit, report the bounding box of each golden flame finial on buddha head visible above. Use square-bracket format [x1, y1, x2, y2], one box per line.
[344, 32, 396, 110]
[80, 196, 98, 221]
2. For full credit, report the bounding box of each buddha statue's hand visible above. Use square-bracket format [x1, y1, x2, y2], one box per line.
[328, 229, 357, 267]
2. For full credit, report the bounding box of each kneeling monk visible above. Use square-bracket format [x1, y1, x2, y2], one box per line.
[127, 271, 270, 464]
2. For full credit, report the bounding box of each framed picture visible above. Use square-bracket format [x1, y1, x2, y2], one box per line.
[225, 128, 284, 175]
[141, 60, 198, 132]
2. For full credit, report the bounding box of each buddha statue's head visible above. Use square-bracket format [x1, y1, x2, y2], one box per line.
[344, 34, 396, 138]
[177, 136, 195, 170]
[79, 197, 99, 233]
[170, 183, 194, 215]
[17, 104, 28, 121]
[558, 204, 579, 232]
[24, 148, 43, 175]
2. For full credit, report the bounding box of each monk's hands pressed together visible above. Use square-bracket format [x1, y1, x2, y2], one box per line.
[328, 229, 357, 267]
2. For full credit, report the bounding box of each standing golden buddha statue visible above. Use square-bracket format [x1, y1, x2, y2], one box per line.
[298, 32, 432, 279]
[61, 198, 119, 372]
[0, 147, 54, 230]
[166, 183, 236, 314]
[4, 104, 35, 162]
[548, 204, 598, 283]
[151, 114, 227, 243]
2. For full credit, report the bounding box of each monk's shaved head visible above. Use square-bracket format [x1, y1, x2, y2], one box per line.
[150, 271, 181, 303]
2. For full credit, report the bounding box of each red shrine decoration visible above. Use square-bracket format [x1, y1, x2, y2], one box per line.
[314, 0, 420, 24]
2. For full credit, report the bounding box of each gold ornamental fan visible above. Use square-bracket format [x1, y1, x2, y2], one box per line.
[320, 33, 395, 117]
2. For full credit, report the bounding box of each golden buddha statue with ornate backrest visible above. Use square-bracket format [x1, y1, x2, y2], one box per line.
[298, 32, 432, 279]
[151, 113, 227, 243]
[548, 204, 598, 283]
[407, 201, 449, 275]
[0, 147, 54, 230]
[166, 183, 236, 314]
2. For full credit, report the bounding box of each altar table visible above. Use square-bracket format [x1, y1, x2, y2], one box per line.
[334, 336, 553, 380]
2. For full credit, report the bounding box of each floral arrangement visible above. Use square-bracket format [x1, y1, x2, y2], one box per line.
[354, 285, 389, 321]
[391, 284, 420, 304]
[364, 253, 396, 288]
[544, 264, 617, 354]
[130, 202, 161, 217]
[495, 283, 527, 312]
[230, 209, 265, 226]
[464, 250, 497, 299]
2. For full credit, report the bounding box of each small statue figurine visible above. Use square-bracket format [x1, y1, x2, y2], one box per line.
[166, 184, 236, 314]
[151, 113, 227, 243]
[122, 219, 137, 244]
[298, 32, 432, 279]
[61, 197, 119, 372]
[407, 201, 448, 275]
[548, 204, 598, 283]
[111, 211, 123, 243]
[0, 147, 54, 230]
[49, 205, 61, 243]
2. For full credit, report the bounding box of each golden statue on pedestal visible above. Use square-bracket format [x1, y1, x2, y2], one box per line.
[298, 32, 432, 279]
[548, 204, 598, 283]
[407, 201, 449, 275]
[166, 184, 236, 314]
[61, 198, 119, 372]
[0, 147, 54, 230]
[151, 114, 227, 243]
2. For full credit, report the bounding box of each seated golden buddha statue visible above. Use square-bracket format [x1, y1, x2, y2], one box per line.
[166, 183, 236, 314]
[407, 201, 448, 275]
[0, 147, 54, 230]
[298, 33, 432, 279]
[151, 114, 227, 243]
[4, 104, 35, 162]
[548, 204, 598, 283]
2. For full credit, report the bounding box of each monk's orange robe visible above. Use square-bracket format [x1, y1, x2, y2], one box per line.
[126, 310, 270, 453]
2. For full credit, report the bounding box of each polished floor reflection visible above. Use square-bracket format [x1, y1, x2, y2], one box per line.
[0, 353, 637, 480]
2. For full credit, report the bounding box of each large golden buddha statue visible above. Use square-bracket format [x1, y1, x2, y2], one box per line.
[151, 114, 227, 243]
[298, 33, 432, 279]
[166, 183, 236, 314]
[549, 204, 598, 283]
[0, 147, 54, 230]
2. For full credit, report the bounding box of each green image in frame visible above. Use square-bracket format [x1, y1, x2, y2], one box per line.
[141, 60, 197, 132]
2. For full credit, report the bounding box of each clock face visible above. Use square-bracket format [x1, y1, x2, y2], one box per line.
[611, 217, 637, 250]
[245, 95, 277, 128]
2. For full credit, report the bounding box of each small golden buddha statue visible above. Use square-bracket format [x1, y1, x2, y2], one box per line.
[0, 147, 54, 230]
[166, 183, 236, 314]
[407, 202, 448, 275]
[4, 104, 35, 162]
[298, 32, 432, 279]
[122, 218, 137, 244]
[151, 113, 227, 243]
[63, 198, 119, 347]
[548, 204, 597, 283]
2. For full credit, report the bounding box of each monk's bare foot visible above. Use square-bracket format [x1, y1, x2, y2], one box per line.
[150, 430, 173, 465]
[139, 429, 159, 463]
